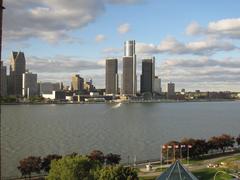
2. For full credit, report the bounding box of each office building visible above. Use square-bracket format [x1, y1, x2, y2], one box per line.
[22, 72, 38, 97]
[105, 58, 118, 95]
[9, 51, 26, 96]
[122, 40, 137, 96]
[39, 82, 61, 94]
[154, 76, 162, 94]
[0, 61, 7, 96]
[71, 74, 84, 91]
[42, 91, 66, 101]
[167, 82, 175, 99]
[124, 40, 136, 57]
[140, 58, 155, 94]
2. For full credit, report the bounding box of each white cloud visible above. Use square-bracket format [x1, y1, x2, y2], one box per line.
[186, 18, 240, 39]
[105, 0, 144, 4]
[136, 37, 237, 56]
[102, 47, 122, 54]
[3, 0, 141, 43]
[25, 55, 104, 73]
[95, 34, 106, 42]
[117, 23, 130, 34]
[186, 21, 203, 35]
[157, 57, 240, 91]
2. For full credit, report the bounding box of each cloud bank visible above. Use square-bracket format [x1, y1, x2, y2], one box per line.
[3, 0, 142, 43]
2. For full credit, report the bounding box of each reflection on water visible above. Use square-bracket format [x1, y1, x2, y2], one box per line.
[1, 101, 240, 177]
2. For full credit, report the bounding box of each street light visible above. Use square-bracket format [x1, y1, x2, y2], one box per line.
[213, 170, 227, 180]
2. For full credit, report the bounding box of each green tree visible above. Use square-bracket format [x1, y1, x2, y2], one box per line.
[95, 166, 139, 180]
[47, 155, 100, 180]
[18, 156, 42, 178]
[105, 153, 121, 165]
[41, 154, 62, 173]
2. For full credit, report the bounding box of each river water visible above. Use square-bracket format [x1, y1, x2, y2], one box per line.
[1, 101, 240, 178]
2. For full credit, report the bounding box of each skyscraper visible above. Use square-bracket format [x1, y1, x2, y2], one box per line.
[122, 40, 137, 96]
[9, 51, 26, 96]
[167, 82, 175, 99]
[0, 61, 7, 96]
[140, 57, 155, 94]
[154, 76, 162, 94]
[105, 58, 118, 95]
[71, 74, 84, 91]
[22, 72, 38, 97]
[124, 40, 135, 57]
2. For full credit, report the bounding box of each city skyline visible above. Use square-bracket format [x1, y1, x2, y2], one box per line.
[1, 0, 240, 91]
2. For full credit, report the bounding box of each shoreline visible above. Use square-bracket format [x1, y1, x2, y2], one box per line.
[1, 99, 238, 105]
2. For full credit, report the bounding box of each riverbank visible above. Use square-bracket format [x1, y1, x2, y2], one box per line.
[1, 98, 238, 105]
[3, 152, 240, 180]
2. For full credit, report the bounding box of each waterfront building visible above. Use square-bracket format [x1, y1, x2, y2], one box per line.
[105, 58, 118, 95]
[42, 91, 66, 101]
[122, 40, 137, 96]
[0, 61, 7, 96]
[140, 58, 155, 94]
[71, 74, 84, 91]
[167, 82, 175, 99]
[154, 76, 162, 94]
[22, 72, 38, 97]
[9, 51, 26, 96]
[181, 88, 186, 95]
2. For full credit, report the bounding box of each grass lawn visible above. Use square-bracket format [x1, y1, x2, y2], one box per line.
[192, 168, 233, 180]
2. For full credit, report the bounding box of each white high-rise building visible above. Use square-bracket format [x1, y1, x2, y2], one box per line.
[22, 72, 38, 97]
[122, 40, 137, 96]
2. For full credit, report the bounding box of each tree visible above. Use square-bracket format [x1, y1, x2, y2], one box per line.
[41, 154, 62, 173]
[180, 138, 209, 159]
[105, 153, 121, 165]
[47, 155, 100, 180]
[95, 166, 139, 180]
[18, 156, 41, 178]
[236, 134, 240, 146]
[88, 150, 105, 164]
[208, 134, 235, 152]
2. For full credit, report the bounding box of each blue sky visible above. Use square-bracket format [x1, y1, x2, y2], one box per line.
[2, 0, 240, 91]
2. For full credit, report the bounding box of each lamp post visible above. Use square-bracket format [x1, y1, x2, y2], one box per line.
[0, 1, 4, 179]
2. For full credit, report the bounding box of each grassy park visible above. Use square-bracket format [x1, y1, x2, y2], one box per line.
[138, 153, 240, 180]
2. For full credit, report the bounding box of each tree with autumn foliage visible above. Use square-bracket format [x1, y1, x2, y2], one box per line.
[88, 150, 105, 165]
[18, 156, 41, 178]
[208, 134, 235, 152]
